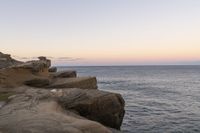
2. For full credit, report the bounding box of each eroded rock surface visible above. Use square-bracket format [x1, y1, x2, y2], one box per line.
[0, 52, 22, 69]
[0, 56, 51, 88]
[47, 77, 97, 89]
[0, 88, 113, 133]
[0, 52, 125, 133]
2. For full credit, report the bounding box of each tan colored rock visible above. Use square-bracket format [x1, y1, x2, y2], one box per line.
[0, 88, 117, 133]
[0, 56, 51, 88]
[0, 67, 40, 88]
[47, 77, 97, 89]
[14, 60, 50, 74]
[0, 53, 125, 132]
[38, 56, 51, 67]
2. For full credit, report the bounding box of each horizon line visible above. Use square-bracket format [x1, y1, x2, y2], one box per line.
[55, 64, 200, 67]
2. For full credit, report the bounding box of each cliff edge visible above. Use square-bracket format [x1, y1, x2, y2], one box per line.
[0, 52, 125, 133]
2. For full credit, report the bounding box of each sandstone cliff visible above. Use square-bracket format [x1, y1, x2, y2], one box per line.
[0, 52, 125, 133]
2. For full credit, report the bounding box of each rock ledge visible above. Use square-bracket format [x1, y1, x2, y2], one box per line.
[0, 52, 125, 133]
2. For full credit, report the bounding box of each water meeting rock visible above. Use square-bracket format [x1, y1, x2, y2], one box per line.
[0, 52, 125, 132]
[57, 88, 125, 129]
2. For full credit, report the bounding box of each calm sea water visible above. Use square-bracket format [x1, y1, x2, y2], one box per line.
[58, 66, 200, 133]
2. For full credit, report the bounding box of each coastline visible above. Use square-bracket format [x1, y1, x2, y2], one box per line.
[0, 52, 125, 133]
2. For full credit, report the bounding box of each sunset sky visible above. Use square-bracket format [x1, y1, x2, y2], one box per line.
[1, 0, 200, 66]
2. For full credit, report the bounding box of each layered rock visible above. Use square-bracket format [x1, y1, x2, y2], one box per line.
[56, 88, 125, 129]
[0, 52, 125, 133]
[13, 57, 51, 74]
[0, 88, 113, 133]
[0, 52, 22, 69]
[47, 77, 97, 89]
[0, 56, 51, 88]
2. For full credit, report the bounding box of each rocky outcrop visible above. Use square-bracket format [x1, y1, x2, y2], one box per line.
[0, 87, 124, 133]
[13, 57, 51, 73]
[47, 77, 97, 89]
[57, 88, 125, 129]
[0, 52, 22, 69]
[0, 53, 125, 133]
[51, 70, 77, 78]
[0, 56, 51, 88]
[48, 67, 57, 72]
[0, 88, 113, 133]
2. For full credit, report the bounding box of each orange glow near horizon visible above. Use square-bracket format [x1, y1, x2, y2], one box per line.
[2, 37, 200, 64]
[1, 1, 200, 65]
[4, 40, 200, 65]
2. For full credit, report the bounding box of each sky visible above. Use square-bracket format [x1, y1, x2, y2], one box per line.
[0, 0, 200, 66]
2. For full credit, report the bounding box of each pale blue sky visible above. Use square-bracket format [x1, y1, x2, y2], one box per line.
[0, 0, 200, 65]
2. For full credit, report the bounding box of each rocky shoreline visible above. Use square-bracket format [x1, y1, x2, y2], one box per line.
[0, 52, 125, 133]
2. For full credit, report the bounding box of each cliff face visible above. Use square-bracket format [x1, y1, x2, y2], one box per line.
[0, 52, 125, 133]
[0, 52, 22, 69]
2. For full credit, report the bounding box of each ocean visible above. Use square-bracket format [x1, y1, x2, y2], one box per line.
[58, 66, 200, 133]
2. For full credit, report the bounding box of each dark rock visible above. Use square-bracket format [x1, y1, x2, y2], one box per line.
[24, 78, 50, 87]
[48, 67, 57, 72]
[38, 56, 47, 60]
[47, 77, 97, 89]
[57, 88, 125, 130]
[51, 70, 77, 78]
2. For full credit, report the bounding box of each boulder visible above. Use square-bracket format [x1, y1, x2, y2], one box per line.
[51, 70, 77, 78]
[0, 88, 119, 133]
[56, 88, 125, 130]
[47, 77, 97, 89]
[48, 67, 57, 72]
